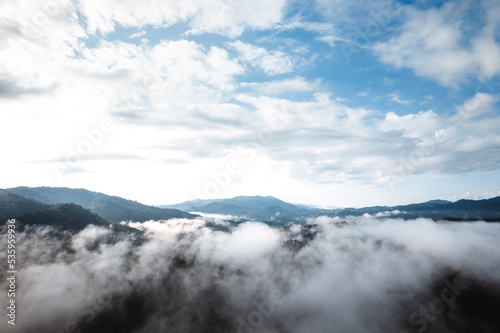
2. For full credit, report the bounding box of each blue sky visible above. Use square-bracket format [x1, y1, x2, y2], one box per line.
[1, 0, 499, 207]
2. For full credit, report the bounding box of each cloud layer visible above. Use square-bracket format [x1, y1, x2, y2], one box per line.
[1, 217, 500, 332]
[374, 1, 500, 86]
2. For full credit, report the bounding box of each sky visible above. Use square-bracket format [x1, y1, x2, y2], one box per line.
[1, 0, 500, 207]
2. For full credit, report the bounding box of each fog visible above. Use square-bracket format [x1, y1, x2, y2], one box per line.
[1, 216, 500, 333]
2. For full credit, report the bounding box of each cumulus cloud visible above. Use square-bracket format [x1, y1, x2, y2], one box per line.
[1, 217, 500, 332]
[314, 34, 351, 47]
[373, 92, 500, 180]
[300, 0, 398, 50]
[455, 92, 500, 120]
[1, 0, 499, 205]
[0, 35, 247, 187]
[226, 91, 500, 187]
[373, 0, 500, 86]
[0, 0, 86, 97]
[378, 110, 442, 138]
[230, 41, 294, 75]
[241, 77, 322, 96]
[129, 30, 146, 39]
[75, 0, 287, 37]
[389, 92, 412, 105]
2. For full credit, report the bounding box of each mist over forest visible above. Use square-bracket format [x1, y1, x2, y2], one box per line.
[2, 215, 500, 333]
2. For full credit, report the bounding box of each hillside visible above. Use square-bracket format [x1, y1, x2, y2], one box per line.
[7, 187, 197, 223]
[0, 189, 49, 221]
[0, 189, 142, 236]
[329, 196, 500, 220]
[13, 203, 142, 240]
[15, 203, 110, 231]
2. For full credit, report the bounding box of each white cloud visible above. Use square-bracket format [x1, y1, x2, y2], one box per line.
[373, 0, 500, 86]
[0, 0, 87, 95]
[314, 35, 351, 47]
[4, 218, 500, 332]
[357, 90, 369, 97]
[188, 0, 288, 37]
[388, 92, 412, 105]
[229, 40, 293, 75]
[195, 222, 282, 265]
[241, 77, 321, 95]
[75, 0, 287, 37]
[455, 92, 500, 120]
[0, 34, 248, 197]
[129, 30, 146, 38]
[471, 0, 500, 81]
[149, 40, 244, 93]
[228, 91, 500, 191]
[420, 95, 434, 105]
[378, 110, 441, 138]
[124, 219, 205, 239]
[277, 18, 336, 35]
[309, 0, 398, 46]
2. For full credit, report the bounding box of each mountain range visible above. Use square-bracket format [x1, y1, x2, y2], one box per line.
[1, 187, 499, 233]
[161, 195, 500, 223]
[159, 195, 306, 222]
[0, 187, 196, 234]
[6, 186, 196, 223]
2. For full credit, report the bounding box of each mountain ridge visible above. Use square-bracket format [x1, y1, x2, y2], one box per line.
[159, 195, 305, 221]
[160, 194, 500, 222]
[3, 187, 500, 226]
[0, 189, 49, 221]
[7, 186, 197, 223]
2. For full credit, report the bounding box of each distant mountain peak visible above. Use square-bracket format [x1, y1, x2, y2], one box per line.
[422, 199, 452, 205]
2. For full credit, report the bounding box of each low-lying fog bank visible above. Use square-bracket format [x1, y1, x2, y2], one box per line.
[1, 216, 500, 333]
